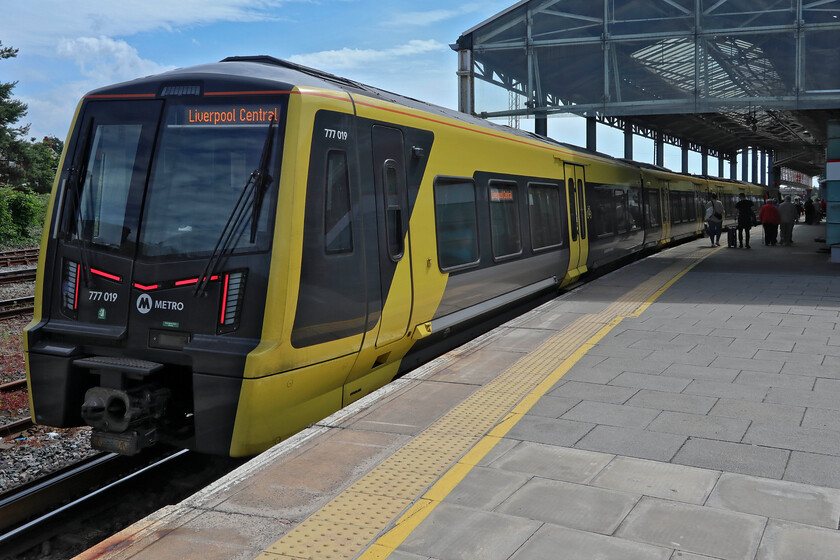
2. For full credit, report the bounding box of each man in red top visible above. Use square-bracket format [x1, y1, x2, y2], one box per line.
[759, 199, 781, 246]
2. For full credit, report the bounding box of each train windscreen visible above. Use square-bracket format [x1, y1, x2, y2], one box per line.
[139, 101, 283, 258]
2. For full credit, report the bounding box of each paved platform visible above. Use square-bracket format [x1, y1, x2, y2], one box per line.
[78, 223, 840, 560]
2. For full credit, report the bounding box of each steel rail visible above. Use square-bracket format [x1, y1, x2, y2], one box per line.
[0, 449, 189, 544]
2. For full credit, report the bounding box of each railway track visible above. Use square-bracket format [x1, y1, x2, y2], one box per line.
[0, 449, 244, 558]
[0, 268, 36, 286]
[1, 379, 31, 438]
[0, 248, 39, 268]
[0, 295, 35, 319]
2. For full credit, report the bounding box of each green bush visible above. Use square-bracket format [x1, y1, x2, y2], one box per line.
[0, 186, 48, 247]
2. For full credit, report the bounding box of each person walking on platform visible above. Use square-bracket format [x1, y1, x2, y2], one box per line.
[734, 193, 754, 248]
[759, 198, 781, 246]
[804, 197, 816, 224]
[778, 195, 797, 246]
[705, 193, 725, 247]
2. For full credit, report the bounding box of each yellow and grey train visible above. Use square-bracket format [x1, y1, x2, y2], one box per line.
[24, 56, 766, 456]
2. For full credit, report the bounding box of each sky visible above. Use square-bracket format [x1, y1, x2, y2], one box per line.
[1, 0, 732, 176]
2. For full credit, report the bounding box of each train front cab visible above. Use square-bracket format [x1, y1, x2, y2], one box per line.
[26, 83, 293, 456]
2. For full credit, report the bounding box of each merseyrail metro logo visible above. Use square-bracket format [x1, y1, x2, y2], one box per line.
[136, 293, 152, 314]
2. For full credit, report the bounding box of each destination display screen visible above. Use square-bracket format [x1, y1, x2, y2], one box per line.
[174, 104, 281, 126]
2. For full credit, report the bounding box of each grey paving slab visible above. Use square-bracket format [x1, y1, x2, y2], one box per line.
[708, 399, 804, 426]
[575, 425, 686, 462]
[734, 370, 815, 390]
[662, 362, 740, 382]
[397, 503, 541, 560]
[525, 394, 580, 419]
[755, 348, 826, 365]
[784, 451, 840, 490]
[687, 343, 758, 359]
[711, 355, 783, 374]
[609, 372, 692, 392]
[813, 377, 840, 392]
[345, 381, 477, 436]
[648, 348, 717, 366]
[489, 441, 613, 484]
[765, 386, 840, 409]
[779, 361, 840, 379]
[597, 356, 673, 375]
[616, 497, 766, 560]
[548, 380, 638, 403]
[755, 520, 840, 560]
[428, 348, 525, 386]
[801, 406, 840, 431]
[683, 379, 770, 401]
[488, 326, 557, 354]
[503, 415, 595, 447]
[510, 524, 672, 560]
[672, 438, 789, 479]
[497, 477, 639, 534]
[587, 344, 655, 360]
[707, 473, 840, 529]
[744, 423, 840, 456]
[625, 389, 717, 415]
[441, 466, 529, 510]
[560, 400, 660, 429]
[647, 411, 750, 442]
[590, 456, 719, 505]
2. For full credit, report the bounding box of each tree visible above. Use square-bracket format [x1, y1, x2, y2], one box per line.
[22, 136, 62, 193]
[0, 41, 30, 187]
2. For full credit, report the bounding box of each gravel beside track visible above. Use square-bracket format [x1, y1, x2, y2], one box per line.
[0, 263, 100, 495]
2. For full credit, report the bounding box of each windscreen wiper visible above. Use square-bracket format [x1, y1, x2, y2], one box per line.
[250, 117, 276, 243]
[194, 117, 276, 297]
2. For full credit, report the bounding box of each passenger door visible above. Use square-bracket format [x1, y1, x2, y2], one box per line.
[564, 163, 589, 275]
[372, 125, 413, 347]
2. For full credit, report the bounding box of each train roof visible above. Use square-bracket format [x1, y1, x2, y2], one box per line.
[85, 55, 636, 168]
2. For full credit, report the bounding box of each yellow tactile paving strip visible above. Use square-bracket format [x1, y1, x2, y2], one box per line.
[257, 246, 716, 560]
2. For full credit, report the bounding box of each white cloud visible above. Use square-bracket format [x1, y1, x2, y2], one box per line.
[57, 37, 173, 84]
[289, 40, 447, 70]
[3, 1, 291, 52]
[387, 3, 488, 27]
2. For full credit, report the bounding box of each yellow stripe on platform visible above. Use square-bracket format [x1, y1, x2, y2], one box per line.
[256, 246, 717, 560]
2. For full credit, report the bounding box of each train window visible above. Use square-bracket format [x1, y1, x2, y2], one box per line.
[628, 188, 642, 231]
[528, 183, 563, 250]
[680, 194, 690, 223]
[140, 101, 281, 258]
[383, 159, 404, 260]
[670, 192, 681, 223]
[68, 124, 143, 249]
[568, 179, 578, 241]
[615, 189, 629, 234]
[646, 190, 661, 228]
[577, 179, 587, 239]
[489, 181, 522, 260]
[324, 150, 352, 254]
[592, 186, 614, 238]
[434, 177, 479, 270]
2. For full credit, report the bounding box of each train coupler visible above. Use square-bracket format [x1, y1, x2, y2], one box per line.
[90, 426, 157, 455]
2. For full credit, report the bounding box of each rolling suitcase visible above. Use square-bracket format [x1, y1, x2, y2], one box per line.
[727, 227, 737, 248]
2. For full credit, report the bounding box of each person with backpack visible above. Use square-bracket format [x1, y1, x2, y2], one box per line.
[705, 193, 725, 247]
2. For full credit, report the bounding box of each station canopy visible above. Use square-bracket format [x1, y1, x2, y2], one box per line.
[454, 0, 840, 177]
